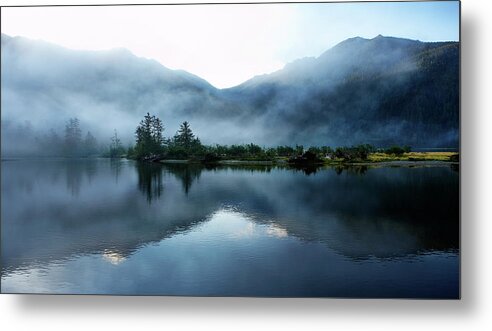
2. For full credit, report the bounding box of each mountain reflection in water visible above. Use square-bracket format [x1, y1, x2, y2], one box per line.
[1, 159, 459, 297]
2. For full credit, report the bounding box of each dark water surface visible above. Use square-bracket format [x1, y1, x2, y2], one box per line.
[1, 159, 459, 298]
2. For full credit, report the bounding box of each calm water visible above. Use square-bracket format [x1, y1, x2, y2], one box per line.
[1, 159, 459, 298]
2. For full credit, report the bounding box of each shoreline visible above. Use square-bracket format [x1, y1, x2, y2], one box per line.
[2, 152, 459, 168]
[347, 160, 459, 167]
[157, 152, 458, 167]
[158, 159, 458, 168]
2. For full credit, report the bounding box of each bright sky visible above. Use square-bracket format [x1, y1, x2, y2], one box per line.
[1, 1, 459, 88]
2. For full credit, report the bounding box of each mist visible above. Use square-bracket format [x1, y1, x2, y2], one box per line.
[1, 34, 459, 157]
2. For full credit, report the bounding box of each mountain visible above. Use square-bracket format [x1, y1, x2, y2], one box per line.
[1, 33, 236, 132]
[1, 34, 459, 156]
[223, 35, 459, 147]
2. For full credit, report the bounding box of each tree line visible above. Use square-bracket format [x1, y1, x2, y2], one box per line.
[33, 117, 126, 158]
[124, 113, 411, 162]
[32, 113, 411, 161]
[35, 118, 100, 157]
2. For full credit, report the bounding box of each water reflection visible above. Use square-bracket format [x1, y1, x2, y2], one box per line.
[102, 249, 127, 265]
[110, 158, 122, 183]
[334, 165, 368, 175]
[164, 163, 202, 195]
[287, 164, 320, 175]
[137, 162, 164, 203]
[65, 160, 91, 196]
[1, 159, 459, 297]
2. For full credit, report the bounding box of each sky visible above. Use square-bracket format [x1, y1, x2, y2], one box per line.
[1, 1, 460, 88]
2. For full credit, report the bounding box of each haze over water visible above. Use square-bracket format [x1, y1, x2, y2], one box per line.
[1, 159, 459, 297]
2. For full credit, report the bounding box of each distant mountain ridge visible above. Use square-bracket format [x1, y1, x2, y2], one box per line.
[1, 33, 459, 154]
[222, 34, 459, 147]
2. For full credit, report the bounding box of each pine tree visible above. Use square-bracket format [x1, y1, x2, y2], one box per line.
[110, 129, 124, 158]
[64, 118, 82, 157]
[83, 131, 98, 156]
[173, 121, 200, 150]
[134, 113, 165, 159]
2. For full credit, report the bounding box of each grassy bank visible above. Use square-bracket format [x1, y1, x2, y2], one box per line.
[157, 152, 458, 166]
[366, 152, 458, 163]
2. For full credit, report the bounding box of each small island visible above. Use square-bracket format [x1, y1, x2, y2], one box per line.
[109, 113, 459, 167]
[29, 113, 457, 168]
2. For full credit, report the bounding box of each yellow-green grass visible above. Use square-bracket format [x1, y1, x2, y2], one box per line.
[367, 152, 458, 163]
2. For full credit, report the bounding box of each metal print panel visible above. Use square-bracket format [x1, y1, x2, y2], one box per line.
[0, 1, 460, 298]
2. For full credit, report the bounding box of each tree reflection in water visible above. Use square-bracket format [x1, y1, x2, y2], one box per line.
[110, 158, 123, 183]
[136, 162, 164, 203]
[1, 159, 459, 297]
[163, 163, 202, 195]
[334, 165, 368, 175]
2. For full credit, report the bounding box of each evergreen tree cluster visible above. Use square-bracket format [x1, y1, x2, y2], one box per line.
[134, 113, 165, 159]
[109, 129, 125, 158]
[127, 113, 413, 163]
[167, 121, 204, 159]
[333, 144, 376, 161]
[36, 117, 100, 157]
[130, 115, 205, 160]
[29, 113, 414, 162]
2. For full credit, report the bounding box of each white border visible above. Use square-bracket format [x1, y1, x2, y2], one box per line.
[2, 1, 491, 330]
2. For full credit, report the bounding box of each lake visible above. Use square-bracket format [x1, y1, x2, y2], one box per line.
[1, 159, 459, 298]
